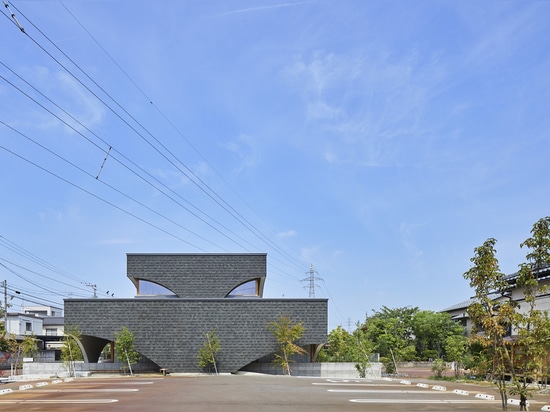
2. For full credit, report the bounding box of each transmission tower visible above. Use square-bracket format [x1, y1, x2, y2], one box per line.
[301, 264, 323, 298]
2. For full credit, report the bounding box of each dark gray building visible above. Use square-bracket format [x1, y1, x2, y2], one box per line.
[64, 253, 328, 373]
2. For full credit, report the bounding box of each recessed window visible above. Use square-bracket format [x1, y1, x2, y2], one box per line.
[26, 322, 32, 332]
[137, 280, 177, 296]
[226, 279, 259, 297]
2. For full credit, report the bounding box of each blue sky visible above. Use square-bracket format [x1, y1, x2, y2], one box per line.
[1, 0, 549, 331]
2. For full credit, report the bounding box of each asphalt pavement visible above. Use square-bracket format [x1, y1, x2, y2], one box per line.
[0, 373, 548, 411]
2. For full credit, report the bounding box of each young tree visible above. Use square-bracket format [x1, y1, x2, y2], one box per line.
[350, 325, 375, 378]
[267, 315, 306, 376]
[444, 334, 468, 378]
[114, 326, 139, 376]
[61, 325, 84, 377]
[198, 329, 221, 374]
[463, 238, 516, 411]
[20, 334, 38, 359]
[511, 217, 550, 410]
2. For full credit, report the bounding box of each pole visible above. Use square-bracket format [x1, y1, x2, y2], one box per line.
[3, 280, 7, 333]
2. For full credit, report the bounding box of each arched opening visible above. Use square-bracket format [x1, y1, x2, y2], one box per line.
[136, 279, 177, 297]
[226, 279, 260, 297]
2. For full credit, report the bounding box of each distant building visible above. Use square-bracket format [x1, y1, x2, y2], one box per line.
[442, 266, 550, 336]
[22, 305, 63, 318]
[5, 312, 43, 338]
[65, 253, 328, 373]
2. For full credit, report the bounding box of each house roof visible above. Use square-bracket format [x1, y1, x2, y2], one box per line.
[43, 316, 64, 326]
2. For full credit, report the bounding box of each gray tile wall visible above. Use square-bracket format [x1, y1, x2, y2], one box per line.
[127, 253, 267, 298]
[64, 298, 327, 373]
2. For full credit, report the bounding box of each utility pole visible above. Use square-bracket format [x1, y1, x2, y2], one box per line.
[3, 280, 7, 332]
[86, 283, 97, 298]
[301, 264, 323, 298]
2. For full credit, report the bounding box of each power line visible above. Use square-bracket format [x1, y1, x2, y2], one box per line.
[2, 8, 286, 262]
[1, 2, 318, 290]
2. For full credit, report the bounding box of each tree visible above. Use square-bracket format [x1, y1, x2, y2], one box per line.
[350, 325, 375, 378]
[61, 325, 83, 377]
[444, 334, 468, 378]
[114, 326, 139, 376]
[411, 310, 464, 360]
[319, 324, 376, 377]
[511, 217, 550, 410]
[463, 238, 516, 411]
[321, 326, 353, 362]
[198, 329, 221, 374]
[267, 315, 306, 376]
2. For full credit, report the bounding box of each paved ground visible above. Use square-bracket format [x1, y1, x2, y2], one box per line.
[0, 373, 548, 411]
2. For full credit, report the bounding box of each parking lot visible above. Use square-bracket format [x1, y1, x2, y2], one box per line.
[0, 373, 548, 411]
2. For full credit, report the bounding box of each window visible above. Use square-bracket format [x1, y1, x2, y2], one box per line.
[137, 280, 177, 296]
[226, 279, 259, 297]
[45, 328, 57, 336]
[25, 322, 32, 332]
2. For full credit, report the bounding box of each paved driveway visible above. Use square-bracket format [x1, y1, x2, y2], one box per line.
[0, 374, 547, 411]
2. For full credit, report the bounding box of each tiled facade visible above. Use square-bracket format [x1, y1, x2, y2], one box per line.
[64, 253, 328, 373]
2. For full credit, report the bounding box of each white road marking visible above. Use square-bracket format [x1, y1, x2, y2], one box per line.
[350, 398, 500, 404]
[313, 382, 408, 387]
[0, 399, 119, 404]
[328, 389, 456, 394]
[31, 388, 139, 393]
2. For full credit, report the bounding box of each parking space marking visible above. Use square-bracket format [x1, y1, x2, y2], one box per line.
[350, 398, 501, 404]
[30, 388, 139, 393]
[328, 389, 456, 394]
[0, 399, 119, 404]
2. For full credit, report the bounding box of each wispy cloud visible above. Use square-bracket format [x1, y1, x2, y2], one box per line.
[56, 71, 105, 130]
[400, 222, 425, 266]
[215, 1, 319, 17]
[282, 49, 441, 168]
[277, 229, 297, 239]
[222, 133, 260, 174]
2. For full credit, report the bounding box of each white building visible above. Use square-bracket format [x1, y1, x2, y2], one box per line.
[6, 312, 43, 338]
[22, 305, 63, 317]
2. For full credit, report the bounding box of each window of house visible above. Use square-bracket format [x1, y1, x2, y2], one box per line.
[226, 279, 259, 297]
[25, 322, 32, 332]
[46, 328, 57, 336]
[137, 279, 177, 296]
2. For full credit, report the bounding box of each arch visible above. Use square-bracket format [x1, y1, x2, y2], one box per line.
[79, 335, 111, 363]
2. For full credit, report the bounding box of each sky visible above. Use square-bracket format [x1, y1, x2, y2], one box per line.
[1, 0, 549, 331]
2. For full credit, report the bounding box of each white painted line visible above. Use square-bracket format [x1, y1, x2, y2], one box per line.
[313, 382, 405, 387]
[400, 380, 411, 385]
[432, 385, 446, 391]
[0, 389, 13, 396]
[416, 383, 429, 388]
[475, 393, 495, 400]
[52, 379, 62, 384]
[0, 399, 119, 404]
[453, 389, 469, 396]
[18, 384, 33, 391]
[350, 398, 499, 404]
[328, 389, 458, 394]
[33, 388, 139, 393]
[64, 378, 74, 382]
[36, 382, 48, 387]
